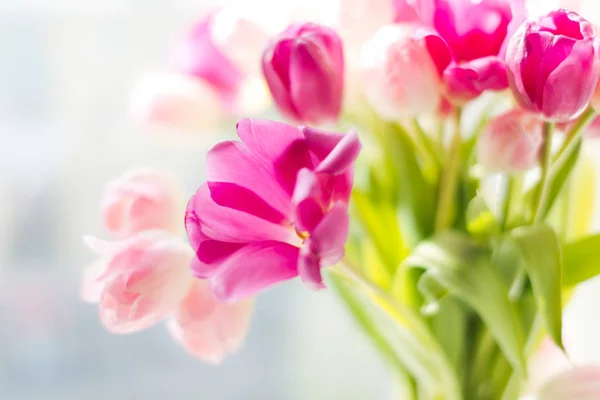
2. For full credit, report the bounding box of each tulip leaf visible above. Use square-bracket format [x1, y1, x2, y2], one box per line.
[404, 231, 527, 375]
[351, 189, 405, 272]
[563, 234, 600, 287]
[509, 224, 563, 349]
[329, 270, 462, 400]
[386, 124, 437, 246]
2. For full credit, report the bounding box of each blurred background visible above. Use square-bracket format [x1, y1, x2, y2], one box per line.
[0, 1, 389, 399]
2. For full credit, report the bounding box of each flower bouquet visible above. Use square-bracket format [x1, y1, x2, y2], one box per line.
[83, 0, 600, 398]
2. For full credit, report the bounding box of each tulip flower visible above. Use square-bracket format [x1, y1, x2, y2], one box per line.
[185, 119, 360, 302]
[130, 72, 223, 134]
[168, 281, 253, 364]
[477, 109, 543, 173]
[81, 232, 195, 334]
[361, 24, 450, 118]
[506, 9, 600, 122]
[101, 168, 181, 236]
[172, 8, 271, 114]
[262, 23, 345, 125]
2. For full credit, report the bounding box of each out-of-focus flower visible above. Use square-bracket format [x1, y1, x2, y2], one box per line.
[360, 24, 450, 118]
[389, 0, 525, 103]
[172, 9, 272, 114]
[81, 232, 194, 334]
[101, 168, 181, 237]
[477, 109, 543, 173]
[506, 9, 600, 122]
[185, 119, 360, 302]
[130, 72, 222, 134]
[534, 366, 600, 400]
[168, 281, 253, 364]
[420, 0, 523, 63]
[262, 23, 344, 125]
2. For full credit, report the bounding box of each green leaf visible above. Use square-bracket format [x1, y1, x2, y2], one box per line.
[329, 269, 462, 400]
[387, 124, 437, 246]
[351, 190, 405, 271]
[404, 232, 527, 375]
[509, 224, 563, 349]
[526, 140, 582, 220]
[563, 234, 600, 287]
[465, 195, 500, 238]
[565, 151, 596, 239]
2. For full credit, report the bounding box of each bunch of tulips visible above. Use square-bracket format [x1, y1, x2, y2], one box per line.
[83, 1, 600, 398]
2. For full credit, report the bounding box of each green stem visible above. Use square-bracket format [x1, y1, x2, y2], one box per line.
[501, 177, 514, 231]
[435, 108, 463, 231]
[532, 123, 555, 224]
[552, 107, 596, 164]
[412, 118, 443, 166]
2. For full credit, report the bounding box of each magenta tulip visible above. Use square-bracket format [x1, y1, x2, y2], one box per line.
[185, 119, 360, 302]
[506, 9, 600, 122]
[262, 23, 344, 125]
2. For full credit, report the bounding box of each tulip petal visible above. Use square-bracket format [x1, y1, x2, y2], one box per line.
[185, 185, 294, 247]
[307, 202, 349, 262]
[168, 281, 253, 364]
[444, 56, 508, 101]
[543, 38, 600, 121]
[209, 241, 300, 302]
[236, 118, 303, 166]
[206, 141, 292, 214]
[292, 168, 325, 233]
[316, 129, 361, 175]
[289, 36, 343, 123]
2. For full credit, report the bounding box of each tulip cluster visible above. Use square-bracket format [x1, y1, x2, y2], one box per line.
[85, 1, 600, 398]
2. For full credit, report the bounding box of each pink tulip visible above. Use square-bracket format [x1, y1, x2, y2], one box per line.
[262, 23, 345, 125]
[168, 281, 253, 364]
[391, 0, 525, 102]
[185, 119, 360, 302]
[172, 9, 271, 113]
[360, 24, 450, 118]
[81, 232, 194, 334]
[477, 109, 543, 173]
[130, 72, 222, 134]
[101, 169, 181, 236]
[535, 366, 600, 400]
[506, 9, 600, 122]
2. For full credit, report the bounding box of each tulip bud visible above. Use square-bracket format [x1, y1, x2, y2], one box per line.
[361, 24, 448, 119]
[101, 168, 181, 236]
[262, 23, 344, 125]
[477, 109, 544, 173]
[506, 9, 600, 122]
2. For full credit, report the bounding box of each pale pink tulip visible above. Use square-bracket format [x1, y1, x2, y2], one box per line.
[101, 169, 181, 236]
[185, 119, 361, 302]
[506, 9, 600, 122]
[81, 232, 194, 334]
[168, 281, 253, 364]
[477, 109, 543, 172]
[535, 366, 600, 400]
[130, 72, 222, 134]
[361, 24, 449, 118]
